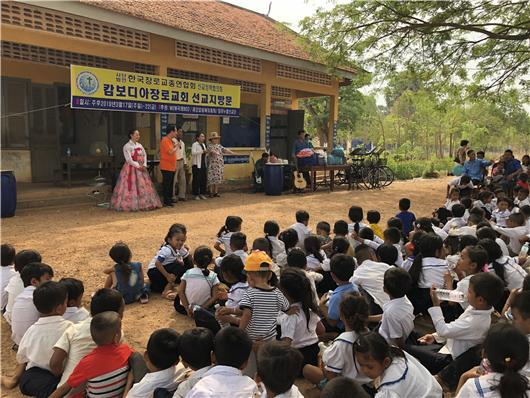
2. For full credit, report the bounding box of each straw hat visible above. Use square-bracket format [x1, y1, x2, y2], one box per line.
[209, 132, 220, 141]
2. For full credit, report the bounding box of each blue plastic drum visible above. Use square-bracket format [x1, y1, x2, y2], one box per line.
[264, 164, 284, 196]
[1, 170, 17, 218]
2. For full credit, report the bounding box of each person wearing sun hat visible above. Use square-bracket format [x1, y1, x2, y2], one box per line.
[206, 132, 236, 198]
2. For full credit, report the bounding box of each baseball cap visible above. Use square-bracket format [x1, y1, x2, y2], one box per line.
[244, 250, 272, 272]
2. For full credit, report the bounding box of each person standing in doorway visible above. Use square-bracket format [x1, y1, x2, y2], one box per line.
[191, 132, 208, 201]
[160, 125, 178, 207]
[172, 127, 187, 202]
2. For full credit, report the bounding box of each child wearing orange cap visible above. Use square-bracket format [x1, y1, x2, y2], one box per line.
[219, 250, 290, 378]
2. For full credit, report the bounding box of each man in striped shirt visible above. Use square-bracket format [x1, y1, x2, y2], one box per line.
[50, 312, 133, 398]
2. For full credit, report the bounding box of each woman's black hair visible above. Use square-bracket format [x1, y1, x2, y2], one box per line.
[128, 129, 137, 139]
[477, 238, 506, 284]
[194, 246, 213, 276]
[217, 216, 242, 238]
[331, 237, 350, 257]
[279, 268, 318, 330]
[195, 132, 204, 140]
[219, 254, 246, 284]
[165, 223, 187, 244]
[109, 242, 133, 281]
[339, 293, 369, 333]
[354, 331, 405, 363]
[483, 323, 529, 398]
[414, 217, 434, 234]
[409, 233, 443, 286]
[304, 236, 324, 263]
[279, 228, 299, 251]
[264, 220, 280, 255]
[458, 235, 479, 252]
[348, 206, 364, 233]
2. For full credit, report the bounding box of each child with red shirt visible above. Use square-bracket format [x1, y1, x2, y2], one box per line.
[50, 311, 133, 398]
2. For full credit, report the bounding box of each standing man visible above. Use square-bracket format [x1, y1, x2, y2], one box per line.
[172, 127, 187, 202]
[292, 129, 311, 186]
[160, 125, 178, 207]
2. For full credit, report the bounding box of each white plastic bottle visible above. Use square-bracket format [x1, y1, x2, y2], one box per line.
[520, 242, 529, 258]
[435, 289, 465, 303]
[214, 304, 228, 328]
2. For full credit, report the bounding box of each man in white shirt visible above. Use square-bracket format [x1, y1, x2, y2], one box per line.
[290, 210, 311, 248]
[172, 127, 187, 202]
[11, 263, 53, 345]
[351, 244, 390, 312]
[186, 327, 258, 398]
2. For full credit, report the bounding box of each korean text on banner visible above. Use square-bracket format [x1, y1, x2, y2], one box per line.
[70, 65, 241, 116]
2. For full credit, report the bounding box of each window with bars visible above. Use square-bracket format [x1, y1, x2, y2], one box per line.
[1, 41, 110, 68]
[167, 68, 220, 83]
[1, 2, 150, 50]
[176, 41, 262, 72]
[277, 64, 331, 86]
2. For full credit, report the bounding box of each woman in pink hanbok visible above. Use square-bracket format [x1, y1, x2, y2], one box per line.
[110, 130, 162, 211]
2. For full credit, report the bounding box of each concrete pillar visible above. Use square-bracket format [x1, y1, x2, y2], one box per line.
[327, 94, 339, 149]
[260, 83, 272, 150]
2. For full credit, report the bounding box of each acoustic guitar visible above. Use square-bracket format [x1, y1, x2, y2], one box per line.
[293, 165, 307, 190]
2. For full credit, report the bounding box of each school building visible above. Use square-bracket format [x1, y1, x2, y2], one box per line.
[1, 0, 356, 183]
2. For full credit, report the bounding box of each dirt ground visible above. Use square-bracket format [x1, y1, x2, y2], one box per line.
[1, 177, 449, 397]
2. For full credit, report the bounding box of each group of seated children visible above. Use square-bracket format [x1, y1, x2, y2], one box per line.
[2, 179, 530, 398]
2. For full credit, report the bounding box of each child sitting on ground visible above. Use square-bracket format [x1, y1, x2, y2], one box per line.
[214, 232, 248, 268]
[286, 248, 321, 305]
[445, 188, 461, 211]
[396, 198, 416, 238]
[355, 332, 442, 397]
[59, 278, 89, 323]
[491, 197, 511, 227]
[479, 238, 527, 291]
[11, 262, 54, 346]
[214, 216, 242, 256]
[126, 328, 184, 398]
[256, 341, 304, 398]
[277, 268, 324, 370]
[172, 327, 214, 398]
[322, 220, 356, 257]
[290, 210, 311, 248]
[316, 221, 332, 247]
[50, 312, 134, 398]
[319, 254, 357, 333]
[509, 290, 530, 378]
[409, 273, 504, 392]
[186, 327, 259, 397]
[276, 228, 299, 268]
[303, 293, 371, 388]
[493, 212, 528, 255]
[1, 243, 16, 312]
[263, 220, 285, 264]
[456, 323, 529, 397]
[304, 235, 327, 271]
[175, 246, 220, 317]
[320, 377, 369, 398]
[148, 224, 192, 298]
[214, 255, 248, 328]
[49, 288, 126, 390]
[367, 210, 384, 239]
[4, 249, 42, 325]
[347, 206, 367, 246]
[442, 204, 467, 233]
[515, 187, 530, 208]
[105, 242, 148, 304]
[1, 281, 72, 396]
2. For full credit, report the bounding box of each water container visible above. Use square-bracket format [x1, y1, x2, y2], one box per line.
[264, 164, 284, 196]
[1, 170, 17, 218]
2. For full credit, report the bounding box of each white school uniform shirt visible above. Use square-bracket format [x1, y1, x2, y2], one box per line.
[267, 236, 285, 263]
[351, 260, 391, 308]
[277, 303, 320, 349]
[290, 222, 311, 248]
[182, 268, 220, 307]
[3, 273, 24, 324]
[305, 269, 322, 304]
[418, 257, 448, 289]
[214, 250, 248, 267]
[443, 217, 467, 233]
[225, 281, 249, 308]
[495, 238, 510, 257]
[428, 305, 493, 358]
[488, 256, 527, 290]
[515, 196, 530, 208]
[149, 244, 189, 270]
[463, 209, 470, 222]
[494, 225, 530, 254]
[456, 372, 529, 398]
[186, 365, 259, 398]
[322, 331, 371, 384]
[306, 250, 327, 270]
[348, 222, 369, 234]
[449, 176, 474, 190]
[491, 209, 511, 227]
[17, 315, 73, 371]
[172, 366, 212, 398]
[379, 297, 415, 343]
[191, 141, 206, 168]
[455, 274, 473, 309]
[127, 363, 186, 398]
[432, 225, 449, 240]
[261, 385, 304, 398]
[216, 232, 234, 255]
[445, 199, 460, 211]
[63, 306, 90, 323]
[374, 352, 442, 398]
[400, 256, 414, 272]
[1, 265, 16, 310]
[11, 285, 40, 345]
